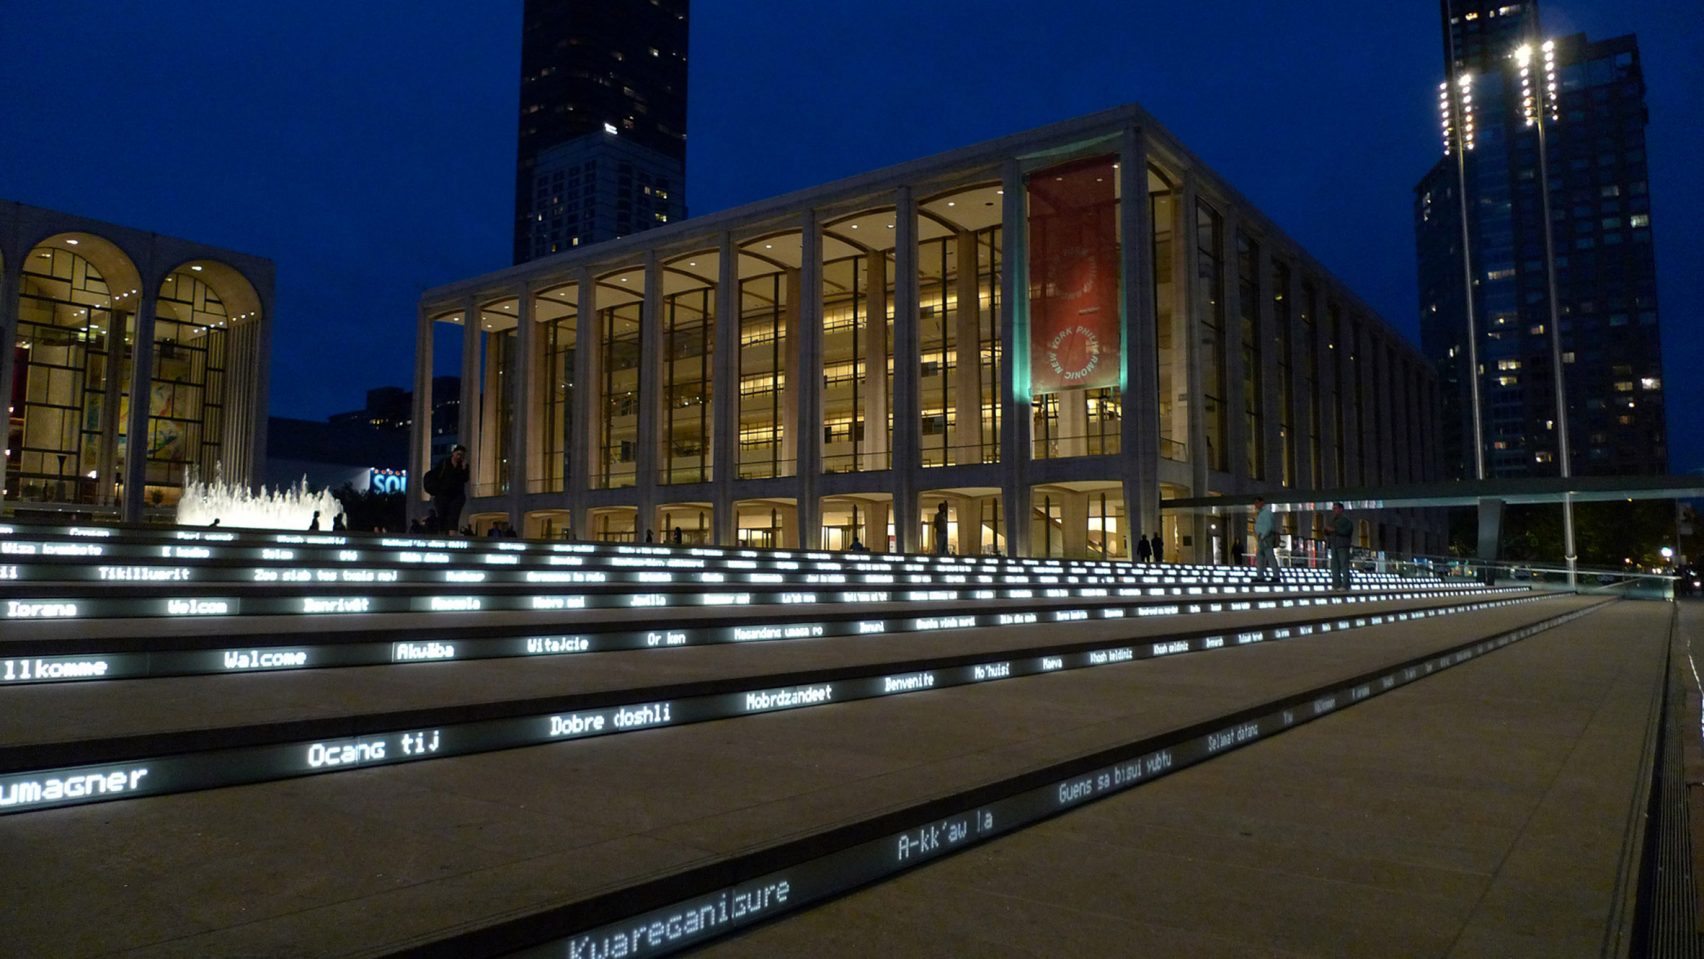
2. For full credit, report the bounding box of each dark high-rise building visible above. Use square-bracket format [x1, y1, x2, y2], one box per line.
[1416, 1, 1666, 479]
[514, 0, 689, 263]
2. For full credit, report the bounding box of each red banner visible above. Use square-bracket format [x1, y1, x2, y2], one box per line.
[1028, 156, 1120, 395]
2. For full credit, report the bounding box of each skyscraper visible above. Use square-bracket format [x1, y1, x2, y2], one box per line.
[1415, 0, 1665, 479]
[514, 0, 689, 263]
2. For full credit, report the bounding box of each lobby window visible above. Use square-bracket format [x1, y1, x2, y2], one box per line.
[662, 261, 713, 484]
[739, 247, 794, 480]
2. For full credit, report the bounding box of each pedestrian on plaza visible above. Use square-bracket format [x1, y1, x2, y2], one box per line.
[645, 528, 655, 544]
[1232, 537, 1246, 569]
[1150, 532, 1164, 564]
[932, 502, 950, 556]
[1136, 533, 1151, 564]
[671, 526, 683, 545]
[1328, 502, 1354, 590]
[424, 445, 469, 535]
[848, 534, 868, 553]
[331, 513, 346, 532]
[309, 510, 320, 531]
[1254, 496, 1280, 583]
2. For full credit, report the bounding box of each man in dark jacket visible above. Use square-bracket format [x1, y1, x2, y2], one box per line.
[1327, 502, 1353, 589]
[428, 445, 470, 535]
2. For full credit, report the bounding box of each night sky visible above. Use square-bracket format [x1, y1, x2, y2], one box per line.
[2, 1, 1698, 471]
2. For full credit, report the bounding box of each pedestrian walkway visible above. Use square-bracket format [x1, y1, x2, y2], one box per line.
[697, 600, 1672, 958]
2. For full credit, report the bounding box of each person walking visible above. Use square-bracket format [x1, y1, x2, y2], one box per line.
[1136, 533, 1151, 564]
[1150, 531, 1163, 564]
[932, 501, 950, 556]
[1254, 496, 1280, 583]
[1328, 502, 1353, 590]
[425, 445, 470, 535]
[308, 510, 321, 531]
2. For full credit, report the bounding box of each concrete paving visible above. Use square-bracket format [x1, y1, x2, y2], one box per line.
[0, 590, 1519, 757]
[697, 599, 1671, 959]
[0, 595, 1607, 957]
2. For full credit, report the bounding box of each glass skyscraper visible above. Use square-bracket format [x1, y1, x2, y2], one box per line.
[513, 0, 689, 263]
[1415, 0, 1666, 479]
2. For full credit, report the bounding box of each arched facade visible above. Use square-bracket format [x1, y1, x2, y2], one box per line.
[1, 201, 274, 521]
[414, 107, 1444, 559]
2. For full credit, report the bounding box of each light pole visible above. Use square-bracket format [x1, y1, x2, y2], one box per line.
[1439, 70, 1487, 481]
[1517, 40, 1578, 587]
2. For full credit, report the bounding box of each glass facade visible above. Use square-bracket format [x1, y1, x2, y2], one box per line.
[5, 231, 264, 516]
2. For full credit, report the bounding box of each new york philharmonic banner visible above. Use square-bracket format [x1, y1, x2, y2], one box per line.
[1027, 156, 1121, 395]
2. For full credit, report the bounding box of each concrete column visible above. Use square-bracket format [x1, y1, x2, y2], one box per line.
[0, 256, 20, 508]
[568, 273, 596, 537]
[507, 282, 535, 522]
[1119, 126, 1159, 536]
[1179, 172, 1209, 560]
[780, 269, 800, 473]
[635, 251, 661, 542]
[1316, 299, 1338, 490]
[796, 211, 822, 547]
[1257, 245, 1284, 487]
[1062, 492, 1088, 558]
[959, 495, 983, 555]
[712, 233, 738, 546]
[478, 333, 502, 496]
[867, 500, 889, 552]
[1222, 208, 1247, 489]
[121, 272, 159, 523]
[866, 251, 890, 469]
[952, 229, 981, 465]
[1281, 265, 1312, 492]
[892, 186, 921, 553]
[409, 304, 434, 518]
[997, 159, 1031, 557]
[458, 298, 480, 496]
[93, 309, 128, 506]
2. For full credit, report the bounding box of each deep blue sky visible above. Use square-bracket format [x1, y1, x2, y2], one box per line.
[2, 1, 1698, 470]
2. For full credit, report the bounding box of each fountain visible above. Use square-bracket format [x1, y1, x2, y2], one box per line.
[176, 465, 341, 530]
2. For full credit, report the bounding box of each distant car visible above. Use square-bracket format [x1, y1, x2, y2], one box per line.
[1596, 573, 1619, 585]
[1512, 567, 1532, 581]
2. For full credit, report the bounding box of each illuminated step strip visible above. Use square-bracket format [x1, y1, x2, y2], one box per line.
[0, 557, 1366, 592]
[0, 585, 1519, 685]
[0, 524, 1422, 583]
[0, 551, 1356, 589]
[0, 593, 1554, 815]
[0, 537, 1379, 589]
[0, 572, 1467, 623]
[496, 598, 1608, 959]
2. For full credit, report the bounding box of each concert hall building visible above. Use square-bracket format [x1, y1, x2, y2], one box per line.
[2, 201, 274, 522]
[413, 106, 1442, 561]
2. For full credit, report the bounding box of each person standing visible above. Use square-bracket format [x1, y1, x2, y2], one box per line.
[426, 445, 470, 536]
[932, 501, 950, 556]
[308, 510, 321, 531]
[1136, 533, 1151, 564]
[1254, 497, 1280, 583]
[1150, 531, 1164, 564]
[1328, 502, 1353, 590]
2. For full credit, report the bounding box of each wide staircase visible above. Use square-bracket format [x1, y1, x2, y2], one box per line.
[0, 520, 1672, 957]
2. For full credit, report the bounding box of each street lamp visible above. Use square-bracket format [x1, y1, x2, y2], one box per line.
[1516, 40, 1577, 588]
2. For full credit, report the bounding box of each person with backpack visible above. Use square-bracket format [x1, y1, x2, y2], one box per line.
[424, 445, 469, 535]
